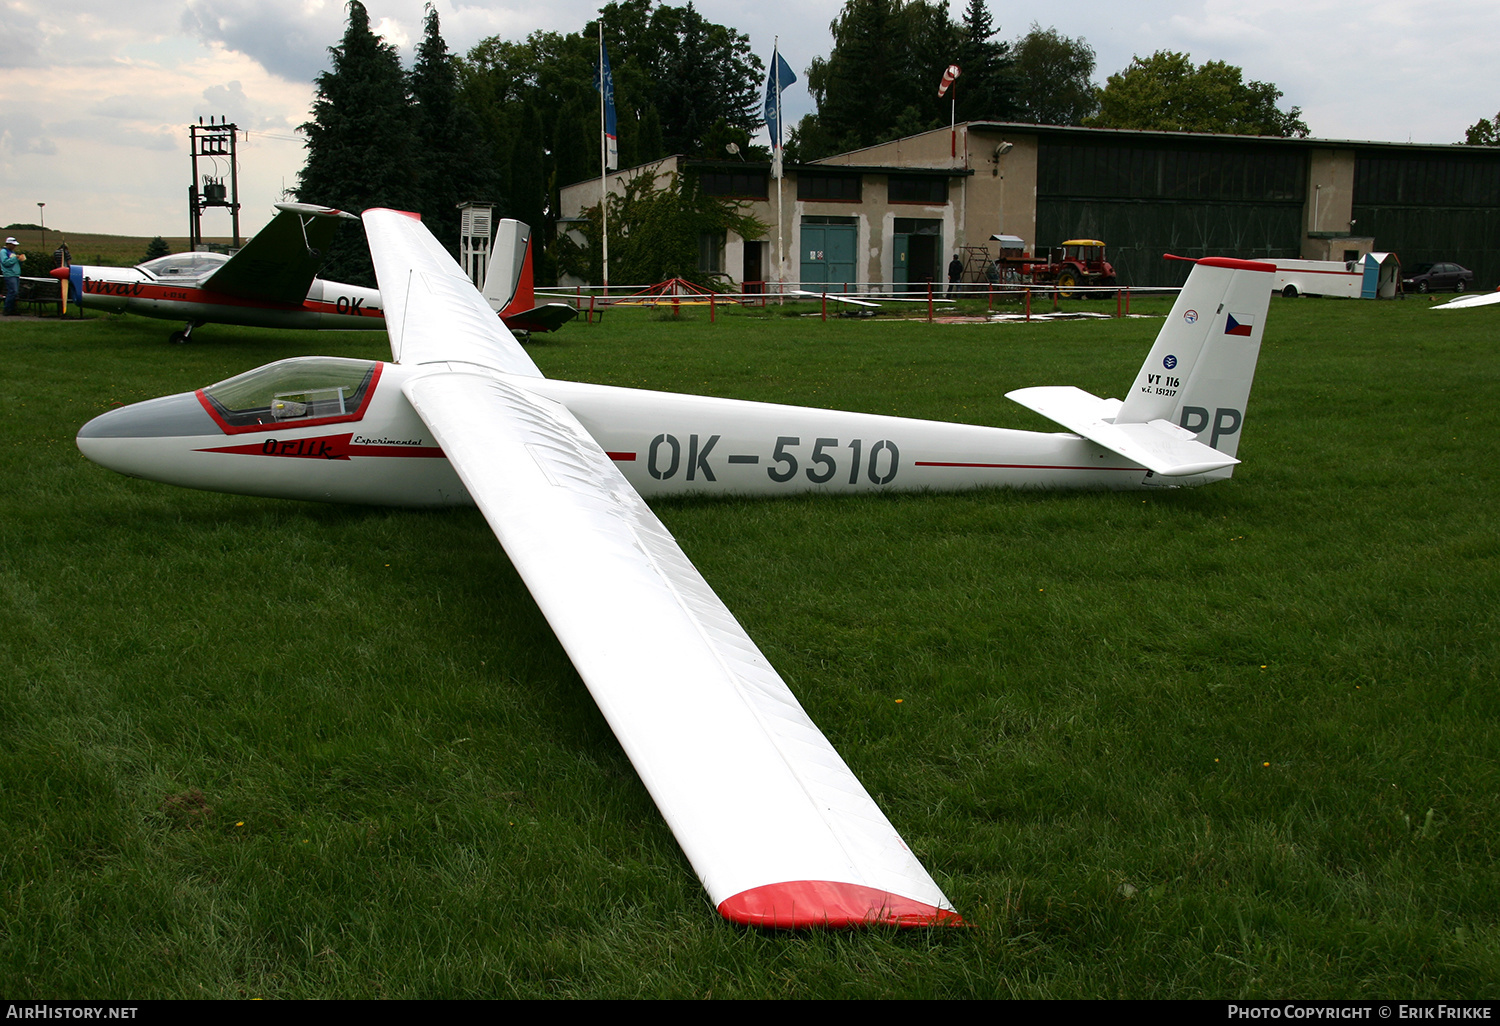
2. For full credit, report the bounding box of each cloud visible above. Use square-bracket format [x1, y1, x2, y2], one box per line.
[0, 3, 47, 68]
[0, 110, 58, 156]
[182, 0, 340, 83]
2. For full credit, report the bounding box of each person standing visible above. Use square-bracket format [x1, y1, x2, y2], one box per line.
[2, 237, 24, 316]
[947, 253, 964, 295]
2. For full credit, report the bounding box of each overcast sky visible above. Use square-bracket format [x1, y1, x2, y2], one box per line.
[3, 0, 1497, 240]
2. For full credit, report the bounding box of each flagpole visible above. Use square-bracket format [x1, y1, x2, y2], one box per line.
[599, 21, 610, 293]
[774, 37, 785, 298]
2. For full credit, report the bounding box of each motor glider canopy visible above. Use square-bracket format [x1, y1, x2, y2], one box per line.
[138, 251, 231, 282]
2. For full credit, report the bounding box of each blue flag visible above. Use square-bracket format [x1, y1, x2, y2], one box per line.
[596, 41, 618, 171]
[763, 48, 797, 151]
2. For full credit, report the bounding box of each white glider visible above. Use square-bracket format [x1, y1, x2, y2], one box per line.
[76, 212, 1276, 928]
[1432, 288, 1500, 310]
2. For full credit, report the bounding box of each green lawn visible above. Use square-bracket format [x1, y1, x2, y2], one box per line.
[1, 296, 1497, 998]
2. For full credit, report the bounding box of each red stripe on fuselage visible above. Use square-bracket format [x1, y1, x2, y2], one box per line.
[914, 461, 1141, 471]
[81, 277, 384, 318]
[196, 433, 444, 460]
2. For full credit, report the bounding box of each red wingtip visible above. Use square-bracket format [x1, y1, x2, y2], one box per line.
[1163, 253, 1276, 273]
[717, 881, 964, 929]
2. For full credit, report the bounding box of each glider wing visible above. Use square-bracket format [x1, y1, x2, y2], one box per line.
[201, 203, 358, 305]
[363, 209, 543, 377]
[366, 207, 958, 927]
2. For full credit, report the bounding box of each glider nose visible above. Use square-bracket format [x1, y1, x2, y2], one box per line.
[48, 266, 69, 280]
[77, 392, 219, 473]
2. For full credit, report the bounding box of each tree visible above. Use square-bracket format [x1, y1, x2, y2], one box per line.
[1465, 113, 1500, 145]
[409, 5, 499, 255]
[297, 1, 417, 286]
[955, 0, 1016, 123]
[458, 2, 764, 283]
[556, 171, 765, 287]
[1090, 51, 1308, 137]
[801, 0, 965, 159]
[141, 237, 171, 263]
[1010, 24, 1097, 126]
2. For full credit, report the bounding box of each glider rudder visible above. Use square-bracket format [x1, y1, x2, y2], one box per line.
[1113, 255, 1275, 464]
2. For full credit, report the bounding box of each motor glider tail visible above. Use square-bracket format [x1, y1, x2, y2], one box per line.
[1007, 256, 1275, 482]
[482, 220, 578, 334]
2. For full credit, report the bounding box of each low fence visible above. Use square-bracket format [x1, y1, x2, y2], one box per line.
[538, 281, 1182, 324]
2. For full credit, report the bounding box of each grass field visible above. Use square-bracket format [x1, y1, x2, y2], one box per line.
[2, 296, 1497, 998]
[2, 229, 234, 268]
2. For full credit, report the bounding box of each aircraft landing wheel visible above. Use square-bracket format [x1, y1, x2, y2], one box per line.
[1282, 284, 1298, 298]
[169, 330, 190, 345]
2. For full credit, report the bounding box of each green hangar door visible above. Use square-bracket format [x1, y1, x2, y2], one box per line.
[800, 217, 857, 287]
[894, 218, 942, 292]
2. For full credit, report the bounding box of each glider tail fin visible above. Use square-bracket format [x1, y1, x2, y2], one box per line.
[481, 219, 536, 318]
[1005, 255, 1275, 482]
[1114, 256, 1276, 465]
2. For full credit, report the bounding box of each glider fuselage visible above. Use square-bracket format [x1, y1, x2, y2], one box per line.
[75, 357, 1201, 508]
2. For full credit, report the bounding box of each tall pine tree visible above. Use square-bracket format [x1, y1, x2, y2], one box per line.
[297, 1, 416, 286]
[410, 5, 500, 256]
[956, 0, 1016, 122]
[800, 0, 963, 158]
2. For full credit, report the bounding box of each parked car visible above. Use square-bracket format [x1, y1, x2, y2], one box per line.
[1402, 262, 1474, 293]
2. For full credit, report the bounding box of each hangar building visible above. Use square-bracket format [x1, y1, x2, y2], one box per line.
[558, 121, 1500, 291]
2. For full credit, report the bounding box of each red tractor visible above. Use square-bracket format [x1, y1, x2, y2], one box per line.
[1025, 239, 1116, 298]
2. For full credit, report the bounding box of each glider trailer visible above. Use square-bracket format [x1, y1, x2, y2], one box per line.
[76, 211, 1275, 929]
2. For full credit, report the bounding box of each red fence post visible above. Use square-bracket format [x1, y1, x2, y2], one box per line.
[927, 282, 933, 323]
[1025, 288, 1031, 322]
[822, 290, 827, 322]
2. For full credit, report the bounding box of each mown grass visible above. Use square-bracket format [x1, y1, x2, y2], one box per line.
[1, 295, 1497, 998]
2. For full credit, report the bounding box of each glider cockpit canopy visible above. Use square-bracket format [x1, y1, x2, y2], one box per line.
[200, 356, 378, 429]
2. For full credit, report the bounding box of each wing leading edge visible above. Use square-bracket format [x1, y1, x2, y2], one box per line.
[362, 207, 959, 927]
[201, 203, 357, 305]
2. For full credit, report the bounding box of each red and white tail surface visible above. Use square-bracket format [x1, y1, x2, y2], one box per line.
[482, 219, 534, 316]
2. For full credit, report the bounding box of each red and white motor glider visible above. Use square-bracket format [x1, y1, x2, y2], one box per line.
[52, 204, 572, 343]
[76, 210, 1275, 928]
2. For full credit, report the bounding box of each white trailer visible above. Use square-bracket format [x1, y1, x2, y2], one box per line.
[1271, 253, 1401, 299]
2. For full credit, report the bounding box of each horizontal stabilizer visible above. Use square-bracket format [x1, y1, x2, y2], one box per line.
[1007, 385, 1239, 477]
[502, 303, 579, 334]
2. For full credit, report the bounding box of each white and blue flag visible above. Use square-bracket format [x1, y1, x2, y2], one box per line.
[596, 41, 618, 171]
[764, 47, 796, 176]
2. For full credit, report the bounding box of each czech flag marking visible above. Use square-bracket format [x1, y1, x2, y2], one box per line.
[1224, 312, 1254, 336]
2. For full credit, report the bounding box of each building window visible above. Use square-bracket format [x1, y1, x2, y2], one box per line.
[798, 174, 862, 201]
[888, 175, 948, 204]
[699, 170, 769, 199]
[698, 232, 724, 274]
